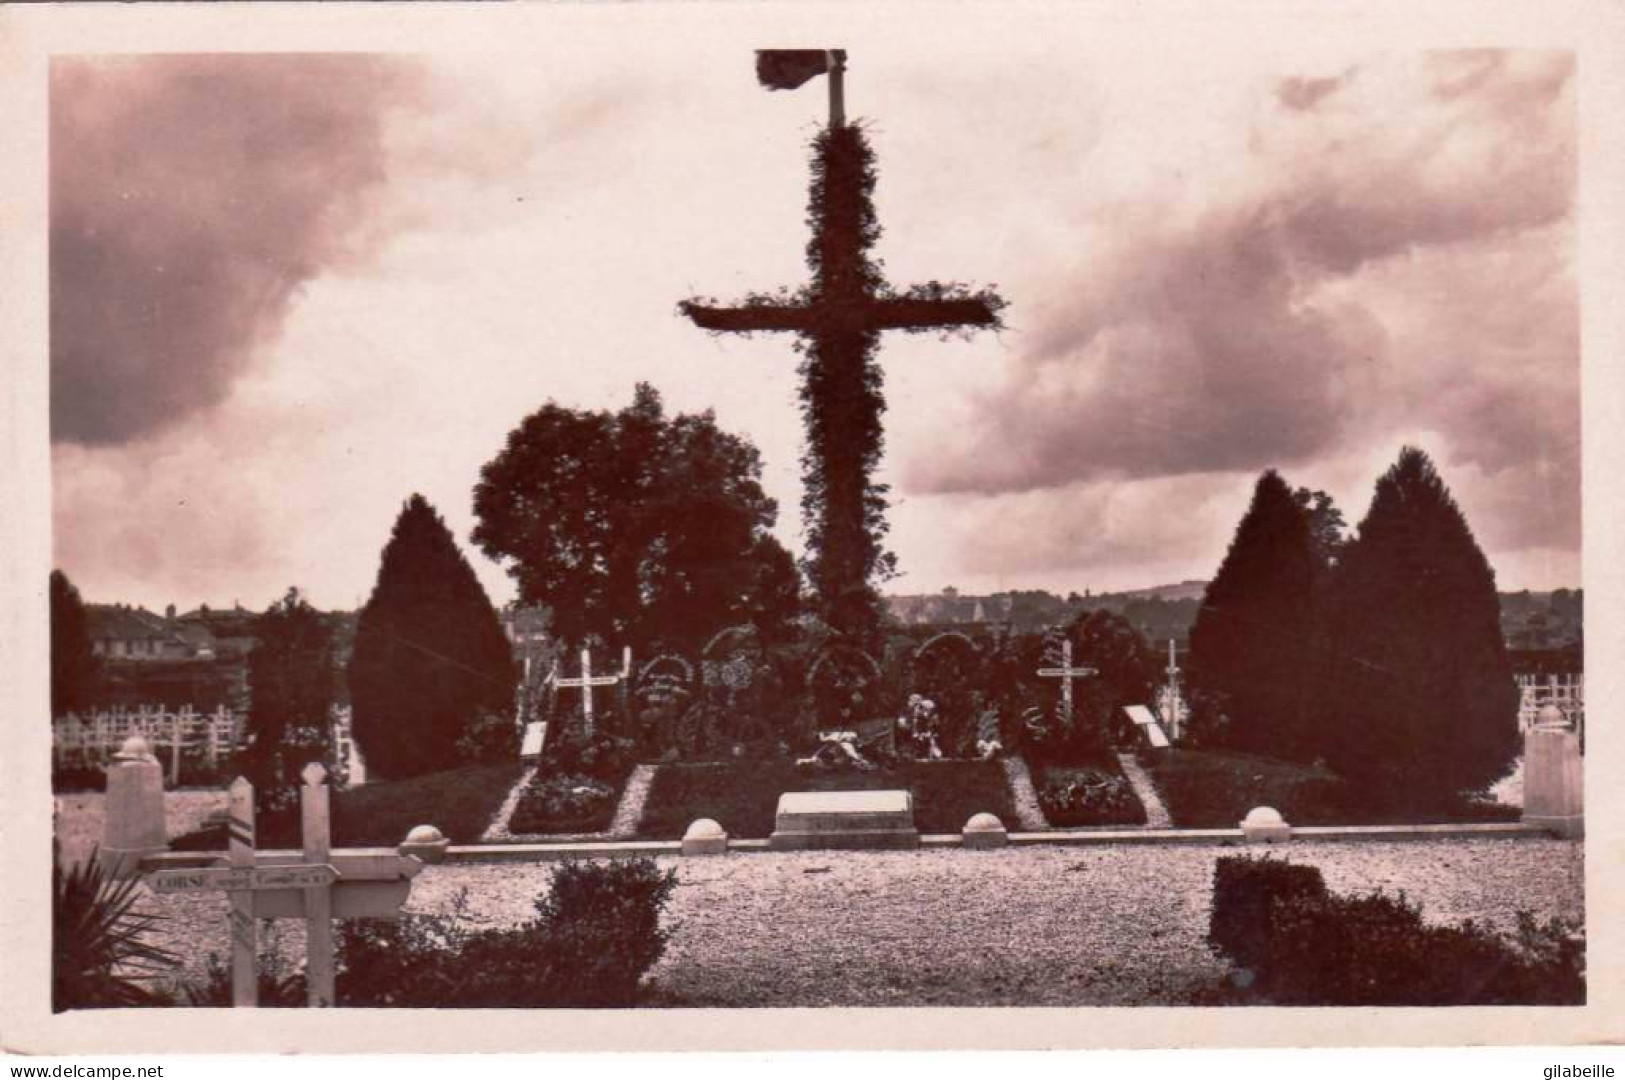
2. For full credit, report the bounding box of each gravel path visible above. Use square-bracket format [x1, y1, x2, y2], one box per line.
[120, 835, 1582, 1006]
[1117, 752, 1173, 828]
[54, 789, 226, 868]
[607, 764, 658, 837]
[480, 766, 540, 842]
[1000, 758, 1049, 830]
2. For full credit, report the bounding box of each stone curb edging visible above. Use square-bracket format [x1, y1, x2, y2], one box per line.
[481, 762, 660, 844]
[1115, 752, 1173, 829]
[137, 820, 1559, 871]
[1000, 757, 1051, 831]
[430, 819, 1555, 863]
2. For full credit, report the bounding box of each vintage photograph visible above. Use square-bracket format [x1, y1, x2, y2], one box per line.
[12, 3, 1605, 1044]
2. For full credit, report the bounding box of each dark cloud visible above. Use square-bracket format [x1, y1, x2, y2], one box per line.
[907, 51, 1576, 524]
[50, 54, 423, 446]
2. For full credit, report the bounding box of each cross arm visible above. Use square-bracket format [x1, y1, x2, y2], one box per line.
[866, 295, 1002, 333]
[680, 300, 814, 334]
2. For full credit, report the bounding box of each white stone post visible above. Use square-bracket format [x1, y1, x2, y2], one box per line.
[101, 736, 168, 878]
[1523, 711, 1583, 839]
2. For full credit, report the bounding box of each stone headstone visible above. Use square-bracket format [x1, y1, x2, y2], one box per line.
[1240, 805, 1290, 843]
[1523, 723, 1583, 838]
[102, 736, 167, 878]
[1123, 704, 1171, 749]
[519, 720, 547, 760]
[962, 811, 1008, 850]
[770, 789, 918, 850]
[681, 817, 729, 856]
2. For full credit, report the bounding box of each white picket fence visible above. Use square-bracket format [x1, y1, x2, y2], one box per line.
[1516, 672, 1584, 733]
[53, 704, 363, 788]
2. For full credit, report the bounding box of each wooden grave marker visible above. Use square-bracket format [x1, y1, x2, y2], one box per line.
[145, 764, 423, 1007]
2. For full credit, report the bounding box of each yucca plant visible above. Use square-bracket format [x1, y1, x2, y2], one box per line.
[53, 847, 178, 1009]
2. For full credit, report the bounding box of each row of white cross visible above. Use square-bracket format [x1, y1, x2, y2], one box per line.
[539, 638, 1183, 733]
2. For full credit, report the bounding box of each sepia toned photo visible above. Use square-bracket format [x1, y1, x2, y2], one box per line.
[4, 0, 1620, 1055]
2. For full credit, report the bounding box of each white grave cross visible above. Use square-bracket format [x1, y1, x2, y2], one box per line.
[550, 646, 631, 738]
[143, 764, 422, 1008]
[1037, 638, 1097, 725]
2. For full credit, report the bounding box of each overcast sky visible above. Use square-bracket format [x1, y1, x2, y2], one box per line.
[49, 41, 1578, 613]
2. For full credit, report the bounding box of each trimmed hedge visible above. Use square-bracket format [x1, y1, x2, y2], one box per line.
[335, 857, 677, 1008]
[1207, 854, 1584, 1005]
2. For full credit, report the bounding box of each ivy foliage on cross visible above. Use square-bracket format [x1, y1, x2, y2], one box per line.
[681, 49, 1007, 646]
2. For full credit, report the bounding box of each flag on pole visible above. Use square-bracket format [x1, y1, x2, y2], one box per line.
[756, 49, 842, 91]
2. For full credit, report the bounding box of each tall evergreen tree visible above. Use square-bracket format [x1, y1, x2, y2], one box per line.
[243, 588, 336, 815]
[50, 569, 100, 716]
[1318, 448, 1520, 806]
[350, 495, 516, 780]
[1187, 471, 1320, 759]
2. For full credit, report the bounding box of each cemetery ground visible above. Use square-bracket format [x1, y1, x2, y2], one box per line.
[56, 785, 1582, 1006]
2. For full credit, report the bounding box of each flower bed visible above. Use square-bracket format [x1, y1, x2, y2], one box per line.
[1035, 764, 1147, 827]
[506, 766, 631, 835]
[636, 759, 1016, 839]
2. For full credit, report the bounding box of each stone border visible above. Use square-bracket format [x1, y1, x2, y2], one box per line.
[999, 757, 1050, 831]
[1115, 751, 1173, 828]
[433, 819, 1554, 863]
[480, 762, 659, 843]
[139, 820, 1558, 872]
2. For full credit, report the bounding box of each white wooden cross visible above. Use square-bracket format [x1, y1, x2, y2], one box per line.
[549, 645, 631, 738]
[1037, 638, 1097, 725]
[143, 763, 423, 1008]
[1158, 638, 1186, 741]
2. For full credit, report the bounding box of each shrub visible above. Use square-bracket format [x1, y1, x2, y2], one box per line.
[532, 858, 679, 1006]
[338, 859, 677, 1008]
[456, 710, 520, 765]
[543, 723, 637, 782]
[54, 848, 179, 1010]
[182, 927, 308, 1007]
[1209, 854, 1585, 1005]
[1207, 854, 1328, 975]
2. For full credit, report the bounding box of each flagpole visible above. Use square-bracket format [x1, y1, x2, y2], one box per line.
[827, 49, 847, 128]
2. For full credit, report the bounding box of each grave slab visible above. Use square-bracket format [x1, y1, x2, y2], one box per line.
[770, 789, 919, 850]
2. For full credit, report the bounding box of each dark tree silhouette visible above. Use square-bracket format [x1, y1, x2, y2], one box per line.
[473, 384, 800, 652]
[349, 495, 516, 780]
[243, 588, 336, 815]
[681, 122, 1006, 647]
[1187, 471, 1320, 759]
[1319, 447, 1520, 806]
[50, 569, 100, 716]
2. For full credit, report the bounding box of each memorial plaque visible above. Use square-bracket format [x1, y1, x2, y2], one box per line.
[770, 789, 919, 850]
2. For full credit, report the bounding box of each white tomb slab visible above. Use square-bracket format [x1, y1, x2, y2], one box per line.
[1123, 705, 1171, 749]
[770, 789, 919, 850]
[519, 721, 547, 760]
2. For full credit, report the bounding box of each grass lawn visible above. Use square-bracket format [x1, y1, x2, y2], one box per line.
[1142, 748, 1522, 827]
[171, 761, 525, 849]
[636, 759, 1016, 839]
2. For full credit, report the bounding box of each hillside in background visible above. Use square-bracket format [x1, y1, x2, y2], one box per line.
[887, 585, 1584, 654]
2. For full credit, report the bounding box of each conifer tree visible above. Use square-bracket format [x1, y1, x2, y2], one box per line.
[350, 495, 516, 780]
[1318, 448, 1520, 806]
[1187, 470, 1320, 758]
[243, 588, 336, 815]
[50, 569, 100, 716]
